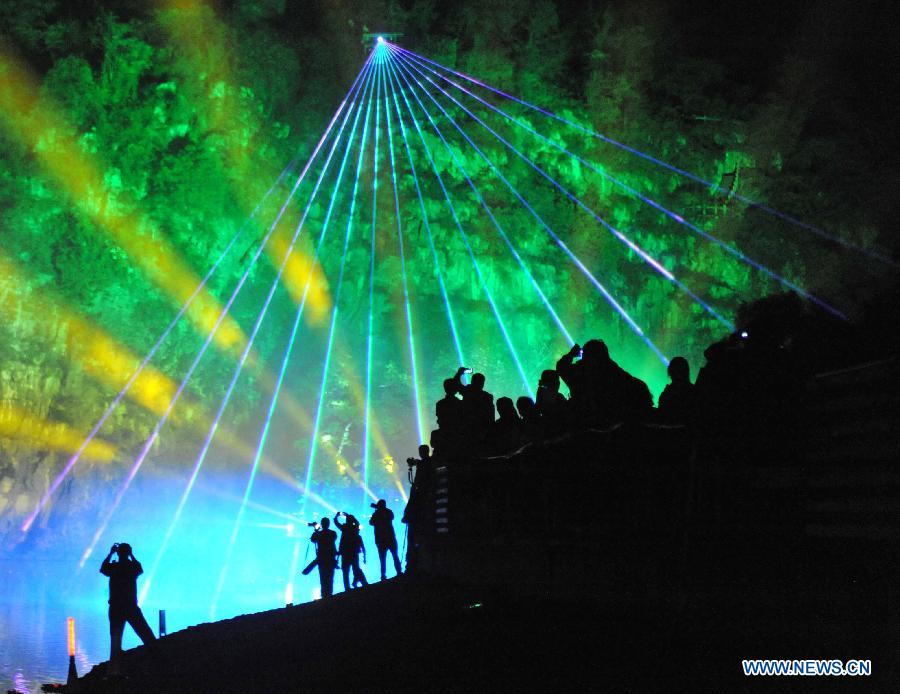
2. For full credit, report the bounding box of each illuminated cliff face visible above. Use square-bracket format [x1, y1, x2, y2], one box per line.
[0, 1, 894, 554]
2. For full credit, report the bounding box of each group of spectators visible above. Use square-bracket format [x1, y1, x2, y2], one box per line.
[308, 500, 404, 598]
[428, 339, 696, 459]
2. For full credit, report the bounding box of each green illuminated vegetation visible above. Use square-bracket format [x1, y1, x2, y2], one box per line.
[0, 0, 894, 543]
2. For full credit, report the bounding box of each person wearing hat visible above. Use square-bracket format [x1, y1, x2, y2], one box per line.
[369, 499, 402, 580]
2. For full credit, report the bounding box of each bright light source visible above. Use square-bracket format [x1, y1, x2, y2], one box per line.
[377, 36, 384, 43]
[67, 617, 76, 657]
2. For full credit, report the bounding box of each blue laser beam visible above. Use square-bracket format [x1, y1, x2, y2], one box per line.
[302, 56, 380, 512]
[384, 48, 667, 364]
[362, 52, 384, 503]
[382, 56, 428, 445]
[384, 56, 535, 396]
[385, 51, 575, 347]
[388, 43, 896, 268]
[394, 49, 846, 323]
[142, 54, 380, 608]
[210, 58, 381, 616]
[391, 48, 735, 330]
[77, 56, 375, 570]
[382, 57, 466, 370]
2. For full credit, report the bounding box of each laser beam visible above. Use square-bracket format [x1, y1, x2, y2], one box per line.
[388, 43, 896, 268]
[391, 49, 734, 331]
[384, 56, 534, 395]
[394, 48, 844, 322]
[386, 51, 666, 365]
[77, 56, 369, 570]
[382, 55, 428, 445]
[385, 51, 576, 347]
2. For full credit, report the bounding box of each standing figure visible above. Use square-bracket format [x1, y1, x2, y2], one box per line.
[492, 397, 525, 453]
[658, 356, 696, 424]
[535, 369, 568, 437]
[403, 445, 433, 574]
[99, 543, 157, 664]
[433, 377, 464, 456]
[370, 499, 403, 580]
[453, 367, 495, 438]
[334, 512, 368, 591]
[310, 518, 338, 598]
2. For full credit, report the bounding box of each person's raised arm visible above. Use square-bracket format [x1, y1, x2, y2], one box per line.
[453, 366, 469, 394]
[334, 512, 345, 530]
[556, 344, 580, 385]
[100, 544, 116, 576]
[128, 549, 144, 576]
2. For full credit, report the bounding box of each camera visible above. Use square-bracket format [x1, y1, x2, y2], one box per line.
[370, 503, 378, 509]
[307, 521, 318, 528]
[407, 457, 417, 467]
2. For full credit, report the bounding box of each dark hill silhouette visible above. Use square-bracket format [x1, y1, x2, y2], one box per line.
[66, 291, 900, 692]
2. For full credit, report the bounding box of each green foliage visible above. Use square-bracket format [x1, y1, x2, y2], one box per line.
[0, 0, 894, 529]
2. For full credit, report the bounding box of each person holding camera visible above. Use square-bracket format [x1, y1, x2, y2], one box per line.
[334, 512, 368, 591]
[370, 499, 402, 580]
[309, 518, 338, 598]
[403, 445, 432, 573]
[99, 542, 157, 664]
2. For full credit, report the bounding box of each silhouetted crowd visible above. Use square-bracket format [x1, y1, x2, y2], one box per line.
[401, 293, 825, 567]
[306, 500, 404, 599]
[426, 339, 694, 462]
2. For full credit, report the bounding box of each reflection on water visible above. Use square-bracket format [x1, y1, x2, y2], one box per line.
[0, 597, 105, 693]
[1, 472, 402, 691]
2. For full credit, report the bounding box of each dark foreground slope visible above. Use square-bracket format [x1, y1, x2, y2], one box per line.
[73, 566, 897, 693]
[72, 360, 900, 693]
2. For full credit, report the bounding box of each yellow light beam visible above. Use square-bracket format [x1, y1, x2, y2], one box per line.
[333, 454, 378, 502]
[156, 3, 400, 462]
[0, 252, 180, 418]
[0, 404, 116, 462]
[0, 48, 248, 359]
[391, 475, 409, 503]
[156, 0, 334, 324]
[0, 252, 261, 465]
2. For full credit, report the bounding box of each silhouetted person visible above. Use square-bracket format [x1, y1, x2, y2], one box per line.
[535, 369, 568, 436]
[370, 499, 403, 580]
[493, 396, 525, 452]
[310, 518, 338, 598]
[658, 356, 695, 424]
[557, 340, 652, 426]
[408, 444, 433, 486]
[453, 367, 495, 439]
[100, 543, 156, 664]
[403, 444, 433, 573]
[434, 377, 464, 455]
[334, 512, 368, 591]
[435, 378, 463, 430]
[516, 395, 542, 442]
